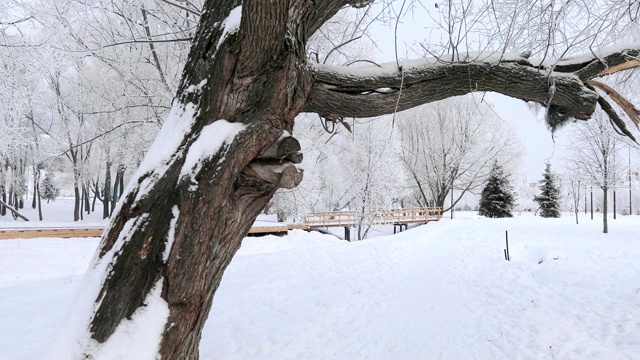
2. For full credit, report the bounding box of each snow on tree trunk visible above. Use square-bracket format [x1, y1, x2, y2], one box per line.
[49, 1, 310, 359]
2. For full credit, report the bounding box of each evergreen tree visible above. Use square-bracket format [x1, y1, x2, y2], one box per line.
[478, 161, 516, 218]
[533, 163, 562, 218]
[40, 172, 60, 203]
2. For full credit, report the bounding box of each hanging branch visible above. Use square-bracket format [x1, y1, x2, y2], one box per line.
[586, 79, 640, 128]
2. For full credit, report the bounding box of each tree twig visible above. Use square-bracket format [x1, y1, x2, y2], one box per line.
[160, 0, 201, 16]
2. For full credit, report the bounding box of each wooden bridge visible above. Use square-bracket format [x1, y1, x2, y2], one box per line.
[0, 207, 441, 240]
[302, 207, 441, 229]
[301, 207, 441, 240]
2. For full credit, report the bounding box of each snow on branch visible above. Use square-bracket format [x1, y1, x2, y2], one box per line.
[552, 42, 640, 79]
[306, 55, 594, 120]
[305, 45, 640, 122]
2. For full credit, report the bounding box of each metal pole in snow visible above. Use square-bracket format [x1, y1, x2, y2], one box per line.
[505, 231, 510, 261]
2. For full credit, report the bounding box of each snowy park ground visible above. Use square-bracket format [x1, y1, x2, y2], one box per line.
[1, 207, 640, 359]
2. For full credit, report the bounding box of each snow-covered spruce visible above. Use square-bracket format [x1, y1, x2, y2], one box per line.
[478, 161, 516, 218]
[533, 163, 562, 218]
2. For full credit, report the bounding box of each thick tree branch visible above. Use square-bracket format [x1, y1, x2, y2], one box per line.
[555, 44, 640, 79]
[305, 46, 640, 122]
[298, 0, 373, 39]
[305, 55, 599, 119]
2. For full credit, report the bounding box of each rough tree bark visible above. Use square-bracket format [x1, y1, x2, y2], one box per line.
[56, 1, 640, 359]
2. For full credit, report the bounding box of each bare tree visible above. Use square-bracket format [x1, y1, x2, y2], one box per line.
[42, 1, 640, 359]
[566, 177, 583, 224]
[11, 0, 199, 221]
[342, 118, 408, 240]
[567, 113, 624, 233]
[398, 95, 521, 211]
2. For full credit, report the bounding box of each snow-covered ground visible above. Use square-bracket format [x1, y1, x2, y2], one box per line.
[0, 199, 107, 228]
[2, 212, 640, 359]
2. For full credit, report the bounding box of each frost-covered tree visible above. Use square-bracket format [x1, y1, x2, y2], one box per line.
[533, 163, 562, 218]
[398, 95, 521, 210]
[567, 112, 624, 233]
[269, 22, 375, 221]
[343, 118, 409, 240]
[478, 162, 516, 218]
[271, 115, 409, 240]
[269, 113, 351, 221]
[565, 175, 584, 224]
[6, 0, 197, 221]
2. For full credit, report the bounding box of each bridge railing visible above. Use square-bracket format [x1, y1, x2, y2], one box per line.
[303, 207, 441, 228]
[302, 211, 359, 228]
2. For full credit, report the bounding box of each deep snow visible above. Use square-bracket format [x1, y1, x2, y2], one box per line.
[1, 211, 640, 359]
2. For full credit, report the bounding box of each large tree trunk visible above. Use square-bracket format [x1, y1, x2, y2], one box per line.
[53, 1, 312, 358]
[51, 1, 640, 359]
